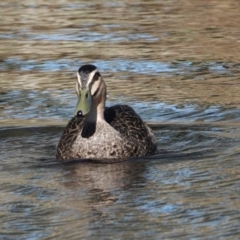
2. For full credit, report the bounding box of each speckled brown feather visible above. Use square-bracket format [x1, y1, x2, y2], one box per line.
[56, 104, 157, 160]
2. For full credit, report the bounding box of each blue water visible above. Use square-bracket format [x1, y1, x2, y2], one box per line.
[1, 89, 240, 123]
[0, 57, 231, 77]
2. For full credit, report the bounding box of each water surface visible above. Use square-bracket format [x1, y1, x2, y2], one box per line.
[1, 0, 240, 239]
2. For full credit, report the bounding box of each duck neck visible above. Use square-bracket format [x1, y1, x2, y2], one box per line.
[85, 101, 105, 124]
[85, 84, 106, 124]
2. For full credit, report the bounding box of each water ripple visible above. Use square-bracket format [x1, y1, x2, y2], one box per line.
[2, 90, 240, 123]
[0, 31, 158, 42]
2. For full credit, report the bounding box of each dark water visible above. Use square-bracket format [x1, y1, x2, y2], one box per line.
[1, 0, 240, 239]
[1, 121, 240, 239]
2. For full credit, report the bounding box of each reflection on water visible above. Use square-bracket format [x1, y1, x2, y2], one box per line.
[1, 0, 240, 239]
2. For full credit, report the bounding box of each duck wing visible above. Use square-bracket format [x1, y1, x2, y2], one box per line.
[104, 105, 157, 154]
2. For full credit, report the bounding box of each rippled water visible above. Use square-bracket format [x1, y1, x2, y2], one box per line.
[1, 0, 240, 239]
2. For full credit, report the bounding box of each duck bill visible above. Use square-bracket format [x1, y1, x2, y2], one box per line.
[74, 88, 92, 116]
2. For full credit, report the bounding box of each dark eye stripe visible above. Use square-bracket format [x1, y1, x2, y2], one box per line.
[93, 85, 100, 97]
[93, 72, 100, 82]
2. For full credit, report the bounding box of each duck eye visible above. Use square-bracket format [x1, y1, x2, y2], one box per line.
[93, 73, 100, 82]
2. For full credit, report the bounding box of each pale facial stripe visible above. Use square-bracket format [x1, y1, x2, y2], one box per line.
[76, 68, 99, 89]
[87, 69, 99, 86]
[76, 71, 82, 88]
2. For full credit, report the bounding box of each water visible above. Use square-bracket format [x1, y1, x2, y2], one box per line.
[1, 0, 240, 239]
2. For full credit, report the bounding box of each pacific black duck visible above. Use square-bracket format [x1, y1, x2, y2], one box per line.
[56, 64, 156, 160]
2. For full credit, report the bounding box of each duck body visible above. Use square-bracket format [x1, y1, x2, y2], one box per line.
[56, 105, 156, 160]
[56, 64, 157, 160]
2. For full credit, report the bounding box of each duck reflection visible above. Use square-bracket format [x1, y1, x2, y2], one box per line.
[61, 159, 147, 208]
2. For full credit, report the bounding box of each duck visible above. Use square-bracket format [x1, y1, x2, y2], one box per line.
[56, 64, 157, 160]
